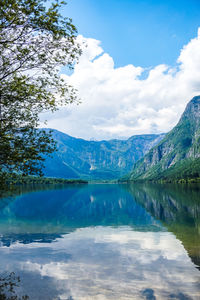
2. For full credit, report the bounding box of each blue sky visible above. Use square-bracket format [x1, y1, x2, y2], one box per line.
[64, 0, 200, 68]
[43, 0, 200, 139]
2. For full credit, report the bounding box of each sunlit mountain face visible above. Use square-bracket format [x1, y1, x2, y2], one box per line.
[127, 96, 200, 182]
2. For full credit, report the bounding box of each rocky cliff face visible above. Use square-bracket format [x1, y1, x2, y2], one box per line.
[42, 130, 165, 180]
[181, 96, 200, 121]
[127, 96, 200, 181]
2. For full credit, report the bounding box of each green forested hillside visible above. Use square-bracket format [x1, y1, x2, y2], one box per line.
[125, 96, 200, 182]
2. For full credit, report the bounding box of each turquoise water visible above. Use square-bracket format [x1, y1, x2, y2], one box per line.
[0, 183, 199, 299]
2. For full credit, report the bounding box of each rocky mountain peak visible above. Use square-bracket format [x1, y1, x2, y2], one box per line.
[126, 95, 200, 182]
[181, 95, 200, 121]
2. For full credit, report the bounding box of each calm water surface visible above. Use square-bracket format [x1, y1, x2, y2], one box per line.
[0, 183, 199, 299]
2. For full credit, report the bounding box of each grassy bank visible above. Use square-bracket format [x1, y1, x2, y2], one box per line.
[2, 175, 88, 187]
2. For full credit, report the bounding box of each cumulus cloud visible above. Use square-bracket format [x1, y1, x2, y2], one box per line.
[41, 29, 200, 140]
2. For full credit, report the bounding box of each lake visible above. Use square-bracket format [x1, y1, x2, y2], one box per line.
[0, 183, 199, 299]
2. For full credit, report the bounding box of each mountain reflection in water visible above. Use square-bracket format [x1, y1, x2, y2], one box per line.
[0, 183, 199, 300]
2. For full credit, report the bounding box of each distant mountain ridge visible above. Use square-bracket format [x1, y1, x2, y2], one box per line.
[125, 96, 200, 181]
[42, 130, 165, 180]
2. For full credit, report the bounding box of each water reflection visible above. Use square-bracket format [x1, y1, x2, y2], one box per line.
[0, 183, 199, 299]
[0, 184, 163, 239]
[125, 183, 200, 270]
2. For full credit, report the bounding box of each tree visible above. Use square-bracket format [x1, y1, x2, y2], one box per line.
[0, 0, 81, 184]
[0, 272, 29, 299]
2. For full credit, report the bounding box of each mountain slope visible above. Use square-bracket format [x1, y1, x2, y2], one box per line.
[43, 130, 165, 180]
[126, 96, 200, 181]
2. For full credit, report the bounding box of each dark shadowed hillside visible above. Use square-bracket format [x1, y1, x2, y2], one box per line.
[42, 130, 165, 180]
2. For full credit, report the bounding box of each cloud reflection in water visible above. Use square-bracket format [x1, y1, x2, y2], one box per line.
[0, 227, 199, 300]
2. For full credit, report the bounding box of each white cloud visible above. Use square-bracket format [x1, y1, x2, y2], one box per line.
[41, 30, 200, 140]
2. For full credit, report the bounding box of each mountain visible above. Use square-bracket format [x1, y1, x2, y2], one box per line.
[42, 130, 165, 180]
[125, 96, 200, 181]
